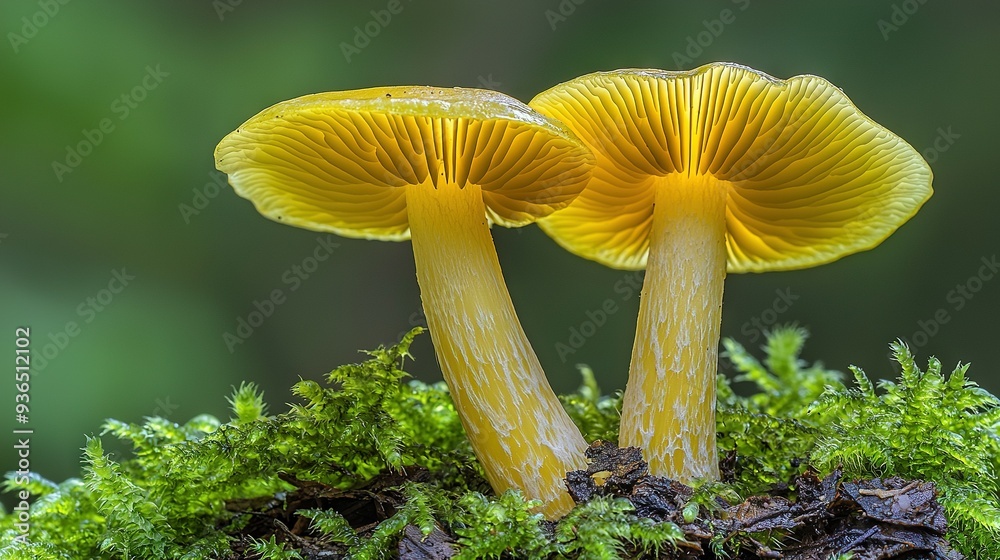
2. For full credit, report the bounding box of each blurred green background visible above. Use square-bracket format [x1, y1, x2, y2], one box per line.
[2, 1, 998, 488]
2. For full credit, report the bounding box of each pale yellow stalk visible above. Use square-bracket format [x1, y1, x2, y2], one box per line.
[407, 181, 588, 518]
[618, 174, 728, 481]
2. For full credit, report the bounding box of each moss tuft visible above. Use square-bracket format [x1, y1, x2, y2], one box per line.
[811, 341, 1000, 558]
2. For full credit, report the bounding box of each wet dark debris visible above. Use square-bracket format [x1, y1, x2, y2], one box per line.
[564, 441, 963, 559]
[227, 469, 432, 559]
[222, 444, 963, 559]
[398, 524, 457, 559]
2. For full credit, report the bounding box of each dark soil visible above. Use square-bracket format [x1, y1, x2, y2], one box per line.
[225, 442, 962, 559]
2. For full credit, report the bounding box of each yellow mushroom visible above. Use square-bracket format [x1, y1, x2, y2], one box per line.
[215, 86, 595, 518]
[530, 63, 933, 482]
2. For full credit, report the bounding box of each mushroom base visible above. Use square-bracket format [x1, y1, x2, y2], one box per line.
[619, 174, 728, 482]
[406, 181, 589, 518]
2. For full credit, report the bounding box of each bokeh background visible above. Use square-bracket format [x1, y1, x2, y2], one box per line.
[2, 1, 998, 489]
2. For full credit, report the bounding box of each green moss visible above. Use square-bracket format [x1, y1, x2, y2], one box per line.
[719, 327, 1000, 559]
[559, 366, 622, 443]
[1, 326, 998, 558]
[247, 536, 303, 560]
[716, 326, 844, 495]
[554, 497, 685, 560]
[811, 342, 1000, 558]
[449, 490, 552, 559]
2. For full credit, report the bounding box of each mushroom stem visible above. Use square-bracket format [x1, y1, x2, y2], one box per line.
[619, 174, 728, 481]
[406, 181, 588, 518]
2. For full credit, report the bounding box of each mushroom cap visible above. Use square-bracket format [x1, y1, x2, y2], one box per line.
[215, 86, 594, 241]
[530, 63, 933, 272]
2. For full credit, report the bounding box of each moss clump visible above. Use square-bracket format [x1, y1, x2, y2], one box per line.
[559, 366, 622, 444]
[1, 327, 998, 558]
[718, 327, 1000, 558]
[811, 344, 1000, 557]
[715, 326, 845, 495]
